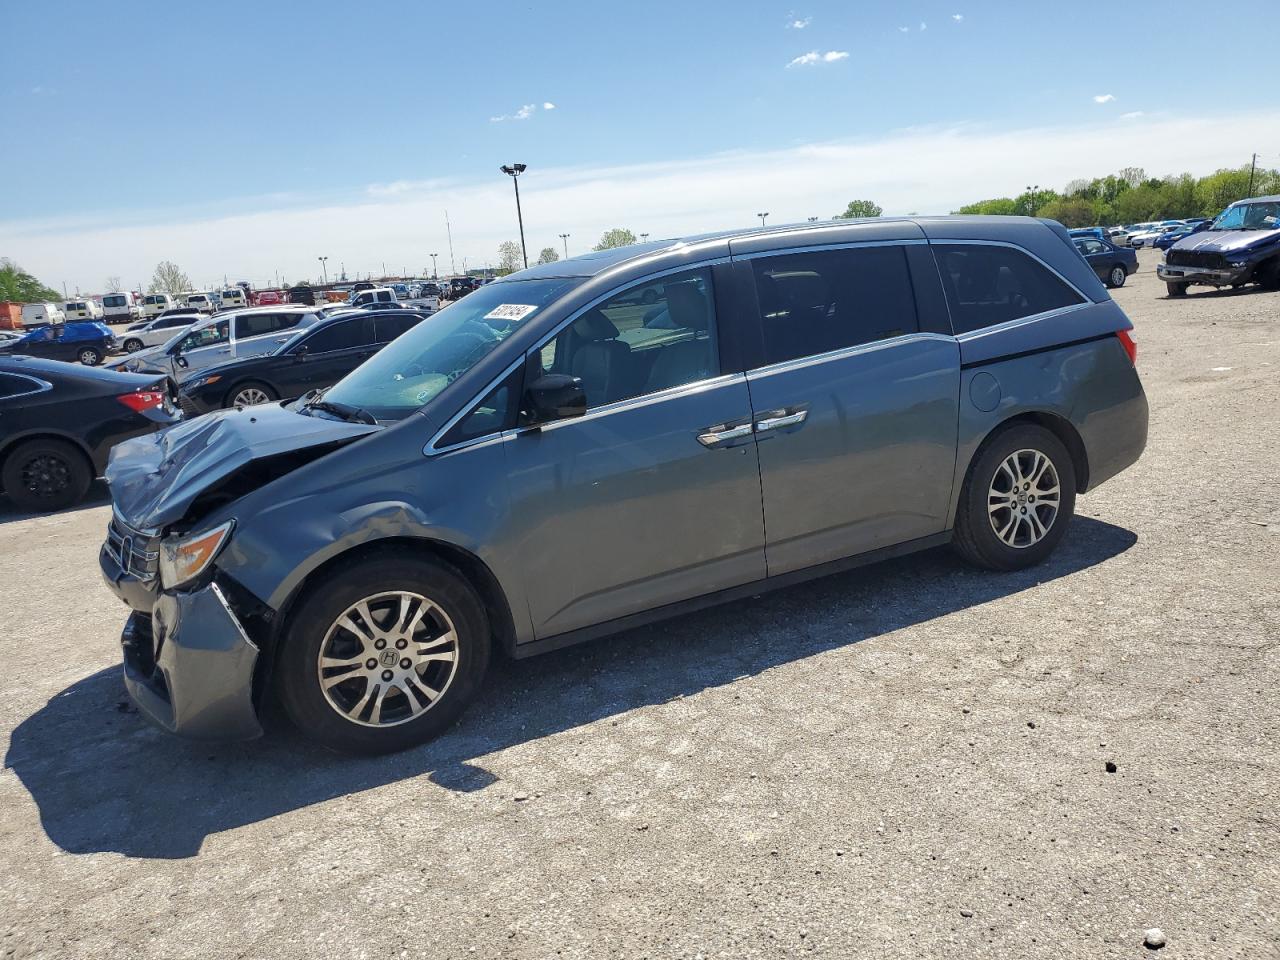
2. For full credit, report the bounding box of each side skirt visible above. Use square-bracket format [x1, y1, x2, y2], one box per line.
[512, 531, 954, 660]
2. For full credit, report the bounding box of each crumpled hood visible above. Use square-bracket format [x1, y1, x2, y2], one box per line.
[106, 346, 171, 375]
[1171, 228, 1280, 255]
[106, 402, 379, 530]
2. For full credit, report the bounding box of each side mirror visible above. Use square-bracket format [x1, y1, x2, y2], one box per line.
[175, 355, 189, 368]
[293, 344, 309, 362]
[522, 374, 587, 427]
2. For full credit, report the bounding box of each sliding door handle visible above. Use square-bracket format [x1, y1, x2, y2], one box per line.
[697, 423, 753, 447]
[755, 409, 808, 433]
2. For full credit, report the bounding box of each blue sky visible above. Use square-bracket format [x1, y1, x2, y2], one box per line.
[3, 0, 1276, 290]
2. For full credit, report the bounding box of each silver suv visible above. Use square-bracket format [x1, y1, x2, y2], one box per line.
[100, 216, 1148, 754]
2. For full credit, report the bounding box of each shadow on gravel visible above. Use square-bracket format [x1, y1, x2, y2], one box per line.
[6, 517, 1135, 859]
[0, 481, 110, 526]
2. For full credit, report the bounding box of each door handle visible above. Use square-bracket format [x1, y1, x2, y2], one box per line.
[697, 422, 753, 447]
[755, 409, 808, 433]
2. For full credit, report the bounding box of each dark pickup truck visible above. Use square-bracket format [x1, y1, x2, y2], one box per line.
[1157, 196, 1280, 296]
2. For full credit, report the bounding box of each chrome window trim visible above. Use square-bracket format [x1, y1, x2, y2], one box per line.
[731, 238, 927, 261]
[0, 373, 53, 401]
[926, 237, 1092, 305]
[953, 301, 1092, 344]
[425, 257, 730, 457]
[532, 372, 747, 433]
[746, 332, 956, 379]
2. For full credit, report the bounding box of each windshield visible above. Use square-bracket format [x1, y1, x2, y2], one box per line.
[1212, 201, 1280, 231]
[322, 277, 580, 421]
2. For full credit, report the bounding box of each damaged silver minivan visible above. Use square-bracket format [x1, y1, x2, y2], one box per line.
[101, 217, 1148, 754]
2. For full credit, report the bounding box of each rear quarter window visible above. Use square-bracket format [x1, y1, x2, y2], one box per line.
[933, 244, 1085, 335]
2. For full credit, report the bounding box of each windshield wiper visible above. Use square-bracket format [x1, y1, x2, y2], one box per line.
[304, 394, 377, 424]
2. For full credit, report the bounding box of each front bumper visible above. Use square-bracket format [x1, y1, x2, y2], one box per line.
[1156, 262, 1249, 286]
[120, 584, 263, 741]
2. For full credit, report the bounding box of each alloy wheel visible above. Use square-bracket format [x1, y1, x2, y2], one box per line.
[316, 591, 460, 727]
[78, 349, 98, 365]
[1110, 266, 1125, 287]
[232, 387, 271, 406]
[19, 454, 71, 501]
[987, 448, 1061, 548]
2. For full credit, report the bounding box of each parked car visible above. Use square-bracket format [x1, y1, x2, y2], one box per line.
[20, 303, 65, 327]
[0, 321, 115, 365]
[1106, 227, 1131, 247]
[185, 293, 216, 313]
[0, 355, 180, 512]
[105, 306, 323, 380]
[349, 287, 398, 308]
[219, 288, 249, 311]
[1072, 236, 1138, 288]
[1067, 227, 1107, 243]
[177, 309, 428, 414]
[100, 215, 1148, 753]
[350, 281, 376, 297]
[62, 299, 104, 322]
[288, 285, 317, 306]
[1157, 196, 1280, 296]
[118, 312, 202, 353]
[141, 294, 175, 318]
[101, 292, 140, 323]
[1152, 221, 1210, 250]
[254, 290, 285, 306]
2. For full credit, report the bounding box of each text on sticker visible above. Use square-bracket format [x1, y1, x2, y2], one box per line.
[485, 304, 539, 322]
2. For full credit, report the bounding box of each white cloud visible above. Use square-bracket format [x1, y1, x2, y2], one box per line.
[7, 109, 1277, 291]
[489, 102, 548, 122]
[1093, 93, 1116, 104]
[920, 21, 928, 30]
[898, 25, 910, 32]
[952, 13, 964, 22]
[788, 50, 848, 67]
[1119, 111, 1145, 120]
[787, 15, 812, 29]
[543, 101, 556, 111]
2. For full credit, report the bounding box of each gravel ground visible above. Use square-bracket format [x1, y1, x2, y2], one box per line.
[1, 250, 1277, 959]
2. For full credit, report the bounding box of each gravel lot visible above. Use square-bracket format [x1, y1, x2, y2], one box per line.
[1, 250, 1277, 959]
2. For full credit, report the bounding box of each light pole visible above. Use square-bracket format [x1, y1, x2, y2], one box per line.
[758, 212, 770, 227]
[807, 216, 819, 222]
[430, 253, 439, 279]
[640, 232, 649, 242]
[558, 233, 570, 259]
[500, 163, 529, 269]
[317, 256, 329, 284]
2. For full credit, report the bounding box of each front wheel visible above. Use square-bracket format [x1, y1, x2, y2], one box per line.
[275, 552, 491, 754]
[78, 347, 102, 366]
[953, 424, 1077, 571]
[1107, 265, 1127, 289]
[1166, 281, 1188, 297]
[226, 381, 277, 408]
[122, 337, 145, 353]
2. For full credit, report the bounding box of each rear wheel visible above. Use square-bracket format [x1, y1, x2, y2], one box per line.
[1107, 265, 1127, 289]
[77, 347, 102, 366]
[275, 552, 491, 754]
[1, 438, 92, 513]
[953, 424, 1076, 571]
[1166, 281, 1188, 297]
[122, 337, 145, 353]
[226, 381, 277, 408]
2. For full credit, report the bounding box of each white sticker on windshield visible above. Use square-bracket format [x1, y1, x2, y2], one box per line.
[484, 304, 538, 322]
[1264, 215, 1279, 226]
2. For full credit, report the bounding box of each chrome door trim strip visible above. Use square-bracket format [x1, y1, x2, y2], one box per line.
[745, 332, 956, 380]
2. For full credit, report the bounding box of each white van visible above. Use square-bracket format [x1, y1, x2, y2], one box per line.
[101, 292, 139, 322]
[349, 287, 398, 307]
[21, 303, 66, 326]
[62, 299, 104, 322]
[186, 292, 216, 313]
[142, 293, 175, 318]
[219, 287, 248, 311]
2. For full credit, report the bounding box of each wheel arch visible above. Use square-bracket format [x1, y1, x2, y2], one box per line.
[967, 410, 1091, 493]
[269, 535, 518, 670]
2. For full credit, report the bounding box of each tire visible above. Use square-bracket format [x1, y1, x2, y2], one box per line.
[122, 338, 145, 353]
[1, 438, 93, 513]
[1166, 281, 1188, 297]
[77, 347, 102, 366]
[275, 551, 491, 754]
[1259, 260, 1280, 291]
[952, 424, 1077, 572]
[1107, 265, 1127, 289]
[225, 381, 278, 408]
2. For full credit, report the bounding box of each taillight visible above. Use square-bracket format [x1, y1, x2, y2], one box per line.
[1116, 329, 1138, 365]
[118, 389, 166, 412]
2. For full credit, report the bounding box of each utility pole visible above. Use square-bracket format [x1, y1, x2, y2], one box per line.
[640, 232, 649, 242]
[445, 210, 456, 275]
[430, 253, 439, 278]
[559, 233, 570, 258]
[1247, 153, 1258, 197]
[757, 212, 769, 228]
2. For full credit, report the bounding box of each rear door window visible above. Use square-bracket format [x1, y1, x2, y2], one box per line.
[749, 245, 919, 366]
[302, 317, 367, 353]
[234, 312, 303, 339]
[932, 244, 1085, 334]
[374, 313, 421, 342]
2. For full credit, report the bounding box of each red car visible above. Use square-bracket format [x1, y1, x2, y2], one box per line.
[253, 289, 284, 306]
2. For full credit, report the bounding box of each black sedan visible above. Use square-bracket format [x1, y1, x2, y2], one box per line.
[0, 356, 181, 512]
[177, 309, 427, 415]
[1072, 236, 1138, 289]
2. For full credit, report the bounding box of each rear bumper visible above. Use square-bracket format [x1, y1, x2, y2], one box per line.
[120, 585, 263, 741]
[1156, 262, 1249, 285]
